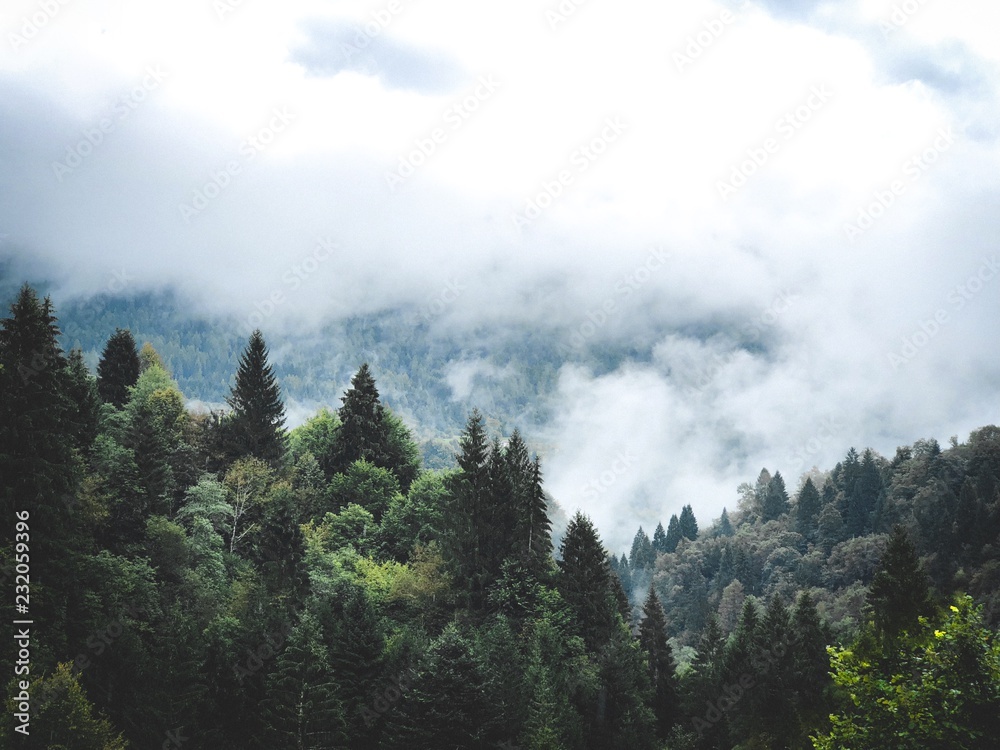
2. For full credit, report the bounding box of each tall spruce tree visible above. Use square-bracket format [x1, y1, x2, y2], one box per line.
[638, 585, 679, 739]
[663, 514, 682, 553]
[226, 329, 286, 466]
[678, 505, 699, 540]
[444, 409, 491, 610]
[865, 525, 932, 641]
[630, 527, 655, 570]
[96, 327, 140, 408]
[652, 522, 668, 553]
[795, 477, 822, 539]
[558, 511, 619, 649]
[520, 454, 554, 577]
[761, 471, 790, 521]
[717, 507, 734, 537]
[330, 363, 390, 475]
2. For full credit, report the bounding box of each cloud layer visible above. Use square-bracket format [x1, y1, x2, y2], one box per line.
[2, 0, 999, 551]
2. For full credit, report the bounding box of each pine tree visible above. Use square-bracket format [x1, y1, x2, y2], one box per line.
[444, 409, 491, 610]
[330, 363, 391, 475]
[652, 522, 668, 553]
[639, 585, 679, 738]
[64, 347, 102, 452]
[262, 611, 347, 749]
[96, 327, 140, 408]
[795, 477, 822, 539]
[865, 525, 932, 641]
[789, 591, 828, 721]
[679, 505, 699, 540]
[761, 471, 790, 521]
[520, 454, 554, 577]
[226, 330, 287, 467]
[717, 507, 734, 537]
[630, 527, 655, 570]
[664, 514, 682, 553]
[558, 511, 618, 649]
[382, 624, 490, 750]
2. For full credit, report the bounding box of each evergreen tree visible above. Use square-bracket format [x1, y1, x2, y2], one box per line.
[558, 511, 618, 649]
[652, 521, 668, 553]
[678, 504, 698, 540]
[865, 525, 932, 641]
[382, 624, 491, 750]
[226, 330, 287, 466]
[330, 363, 391, 475]
[663, 514, 682, 553]
[630, 526, 655, 570]
[795, 477, 822, 540]
[761, 470, 790, 521]
[64, 347, 102, 452]
[262, 611, 347, 749]
[789, 591, 828, 724]
[638, 585, 679, 738]
[444, 409, 491, 610]
[519, 454, 553, 578]
[716, 507, 734, 537]
[96, 327, 140, 408]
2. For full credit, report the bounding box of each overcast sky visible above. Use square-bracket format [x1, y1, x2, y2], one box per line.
[2, 0, 999, 551]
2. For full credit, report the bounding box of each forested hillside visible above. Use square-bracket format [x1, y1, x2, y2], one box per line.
[3, 284, 1000, 749]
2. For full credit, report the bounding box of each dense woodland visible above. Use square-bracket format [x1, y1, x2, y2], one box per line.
[3, 283, 1000, 749]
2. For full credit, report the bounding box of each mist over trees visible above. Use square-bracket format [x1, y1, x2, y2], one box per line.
[4, 284, 1000, 749]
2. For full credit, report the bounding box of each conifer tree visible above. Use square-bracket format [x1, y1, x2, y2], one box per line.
[558, 511, 618, 649]
[64, 347, 102, 451]
[789, 591, 828, 720]
[444, 409, 491, 609]
[96, 327, 140, 408]
[679, 504, 699, 540]
[761, 470, 790, 521]
[652, 521, 668, 553]
[330, 363, 390, 474]
[795, 477, 822, 540]
[262, 611, 347, 749]
[639, 585, 679, 738]
[664, 514, 682, 553]
[138, 341, 166, 373]
[226, 329, 287, 466]
[520, 454, 554, 577]
[717, 507, 734, 537]
[865, 525, 932, 641]
[630, 527, 655, 570]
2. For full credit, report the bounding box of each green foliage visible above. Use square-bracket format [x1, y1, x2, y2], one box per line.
[327, 459, 403, 523]
[225, 330, 287, 467]
[814, 596, 1000, 750]
[97, 327, 140, 408]
[3, 663, 128, 750]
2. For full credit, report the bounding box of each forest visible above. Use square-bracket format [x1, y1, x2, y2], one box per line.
[3, 282, 1000, 749]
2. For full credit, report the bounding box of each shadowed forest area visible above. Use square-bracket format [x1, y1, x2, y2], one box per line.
[3, 284, 1000, 749]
